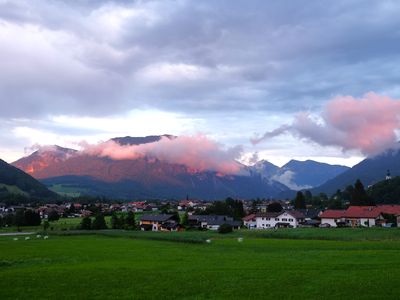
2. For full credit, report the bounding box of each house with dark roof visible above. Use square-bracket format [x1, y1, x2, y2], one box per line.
[188, 215, 242, 230]
[139, 214, 181, 231]
[250, 210, 305, 229]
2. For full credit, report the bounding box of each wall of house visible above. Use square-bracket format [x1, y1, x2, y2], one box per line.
[320, 218, 338, 227]
[255, 212, 300, 229]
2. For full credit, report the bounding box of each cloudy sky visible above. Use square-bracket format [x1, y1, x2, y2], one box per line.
[1, 0, 400, 166]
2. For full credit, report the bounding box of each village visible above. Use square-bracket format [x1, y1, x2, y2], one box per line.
[2, 198, 400, 232]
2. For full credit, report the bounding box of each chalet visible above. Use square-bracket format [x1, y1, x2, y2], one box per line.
[252, 210, 305, 229]
[320, 210, 346, 227]
[344, 206, 382, 227]
[242, 214, 257, 229]
[188, 215, 242, 230]
[139, 214, 180, 231]
[319, 205, 400, 227]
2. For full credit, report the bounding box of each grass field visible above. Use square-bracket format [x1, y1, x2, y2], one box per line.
[1, 229, 400, 299]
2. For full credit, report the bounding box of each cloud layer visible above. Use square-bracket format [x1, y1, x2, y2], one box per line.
[82, 135, 243, 174]
[253, 93, 400, 155]
[1, 1, 400, 165]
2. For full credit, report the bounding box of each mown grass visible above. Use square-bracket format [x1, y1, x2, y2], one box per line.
[0, 233, 399, 299]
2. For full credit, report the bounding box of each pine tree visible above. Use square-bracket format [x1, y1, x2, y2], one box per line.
[351, 179, 374, 206]
[92, 213, 107, 230]
[125, 211, 136, 230]
[294, 191, 306, 209]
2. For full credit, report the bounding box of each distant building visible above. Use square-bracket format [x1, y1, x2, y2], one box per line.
[246, 210, 305, 229]
[188, 215, 242, 230]
[386, 169, 392, 180]
[139, 214, 180, 231]
[319, 205, 400, 227]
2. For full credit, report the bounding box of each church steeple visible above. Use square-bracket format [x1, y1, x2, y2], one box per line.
[386, 169, 391, 180]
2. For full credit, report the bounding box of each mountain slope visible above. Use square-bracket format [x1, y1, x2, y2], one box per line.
[313, 149, 400, 195]
[13, 136, 290, 200]
[277, 160, 349, 189]
[251, 159, 349, 190]
[0, 158, 56, 199]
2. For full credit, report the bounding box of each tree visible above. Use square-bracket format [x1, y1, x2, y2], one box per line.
[218, 223, 233, 234]
[68, 204, 76, 214]
[294, 191, 306, 209]
[43, 220, 50, 232]
[304, 190, 313, 204]
[111, 212, 122, 229]
[24, 210, 41, 226]
[267, 202, 283, 213]
[48, 210, 60, 222]
[80, 216, 92, 230]
[351, 179, 374, 206]
[181, 211, 189, 227]
[15, 209, 25, 228]
[92, 214, 107, 230]
[125, 211, 136, 230]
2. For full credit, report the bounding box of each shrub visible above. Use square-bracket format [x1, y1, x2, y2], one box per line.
[218, 223, 233, 234]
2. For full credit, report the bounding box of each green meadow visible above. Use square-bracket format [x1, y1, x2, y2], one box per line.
[1, 229, 400, 299]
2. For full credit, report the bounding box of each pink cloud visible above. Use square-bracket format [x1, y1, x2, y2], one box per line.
[82, 134, 243, 174]
[253, 92, 400, 155]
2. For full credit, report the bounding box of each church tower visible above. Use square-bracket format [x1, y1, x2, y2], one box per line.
[386, 169, 392, 180]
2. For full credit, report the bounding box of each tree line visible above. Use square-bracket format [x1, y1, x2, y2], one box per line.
[293, 179, 375, 209]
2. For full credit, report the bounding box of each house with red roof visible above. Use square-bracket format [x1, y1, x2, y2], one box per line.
[242, 214, 256, 229]
[320, 210, 346, 227]
[320, 205, 400, 227]
[343, 206, 383, 227]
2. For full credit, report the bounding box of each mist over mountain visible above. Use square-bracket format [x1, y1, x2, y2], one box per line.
[249, 159, 349, 190]
[12, 135, 290, 200]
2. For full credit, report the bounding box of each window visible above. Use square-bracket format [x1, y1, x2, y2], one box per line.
[275, 218, 279, 221]
[282, 218, 288, 221]
[289, 218, 293, 222]
[267, 218, 270, 221]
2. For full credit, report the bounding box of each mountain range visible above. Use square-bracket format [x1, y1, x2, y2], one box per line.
[13, 136, 290, 200]
[10, 134, 397, 200]
[253, 159, 349, 190]
[312, 149, 400, 195]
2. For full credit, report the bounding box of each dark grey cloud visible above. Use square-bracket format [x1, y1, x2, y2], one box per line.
[0, 0, 400, 119]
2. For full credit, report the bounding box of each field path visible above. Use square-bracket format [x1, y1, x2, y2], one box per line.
[0, 232, 35, 236]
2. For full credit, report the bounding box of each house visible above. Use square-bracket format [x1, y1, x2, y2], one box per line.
[251, 210, 305, 229]
[188, 215, 242, 230]
[344, 206, 382, 227]
[320, 210, 346, 227]
[242, 214, 257, 229]
[319, 205, 400, 227]
[139, 214, 180, 231]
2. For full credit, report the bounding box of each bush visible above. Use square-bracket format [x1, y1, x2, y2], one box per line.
[218, 223, 233, 234]
[80, 216, 92, 230]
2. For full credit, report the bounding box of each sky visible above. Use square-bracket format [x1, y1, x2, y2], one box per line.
[1, 0, 400, 167]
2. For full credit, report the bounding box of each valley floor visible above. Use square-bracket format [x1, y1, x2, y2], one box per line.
[1, 229, 400, 299]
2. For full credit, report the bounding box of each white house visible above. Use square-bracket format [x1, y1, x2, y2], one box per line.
[319, 210, 346, 227]
[252, 210, 305, 229]
[242, 214, 257, 229]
